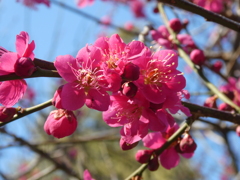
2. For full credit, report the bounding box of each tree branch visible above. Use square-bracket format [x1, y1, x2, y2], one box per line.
[157, 0, 240, 32]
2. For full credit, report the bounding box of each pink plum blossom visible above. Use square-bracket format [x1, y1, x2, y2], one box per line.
[150, 24, 196, 53]
[133, 50, 186, 104]
[54, 45, 110, 111]
[17, 0, 50, 9]
[76, 0, 94, 8]
[103, 92, 167, 144]
[94, 34, 148, 91]
[44, 109, 78, 138]
[193, 0, 224, 13]
[0, 31, 35, 107]
[83, 170, 95, 180]
[143, 123, 195, 169]
[130, 0, 145, 18]
[219, 77, 240, 111]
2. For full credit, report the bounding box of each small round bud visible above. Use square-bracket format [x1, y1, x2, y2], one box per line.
[122, 62, 140, 81]
[204, 96, 217, 108]
[148, 156, 159, 171]
[211, 61, 222, 73]
[135, 150, 153, 164]
[0, 107, 17, 122]
[190, 49, 205, 66]
[169, 18, 182, 33]
[179, 134, 197, 153]
[122, 82, 138, 98]
[52, 86, 63, 109]
[120, 138, 138, 151]
[14, 57, 36, 77]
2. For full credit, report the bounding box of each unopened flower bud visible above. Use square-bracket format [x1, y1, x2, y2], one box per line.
[204, 96, 217, 108]
[122, 62, 140, 81]
[218, 103, 233, 111]
[190, 49, 205, 66]
[14, 57, 36, 77]
[148, 156, 159, 171]
[179, 134, 197, 153]
[122, 82, 138, 98]
[236, 125, 240, 137]
[211, 61, 222, 73]
[135, 150, 153, 164]
[52, 86, 63, 109]
[169, 18, 182, 33]
[120, 137, 138, 151]
[44, 109, 78, 138]
[0, 107, 16, 122]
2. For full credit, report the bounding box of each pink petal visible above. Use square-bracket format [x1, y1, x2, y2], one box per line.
[143, 132, 166, 149]
[54, 55, 78, 82]
[23, 40, 35, 59]
[0, 52, 18, 74]
[16, 31, 29, 56]
[83, 169, 95, 180]
[165, 71, 186, 91]
[153, 50, 178, 70]
[127, 41, 146, 60]
[139, 83, 166, 104]
[160, 147, 180, 169]
[76, 45, 101, 69]
[0, 80, 27, 107]
[61, 83, 85, 110]
[85, 88, 110, 111]
[142, 108, 167, 132]
[108, 34, 126, 52]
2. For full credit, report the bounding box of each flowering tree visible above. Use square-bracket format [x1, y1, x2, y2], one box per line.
[0, 0, 240, 179]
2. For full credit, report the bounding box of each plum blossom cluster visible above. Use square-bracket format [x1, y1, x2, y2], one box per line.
[191, 0, 227, 13]
[47, 33, 196, 169]
[151, 18, 206, 66]
[204, 77, 240, 112]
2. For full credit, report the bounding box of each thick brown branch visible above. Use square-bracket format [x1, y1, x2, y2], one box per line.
[182, 101, 240, 124]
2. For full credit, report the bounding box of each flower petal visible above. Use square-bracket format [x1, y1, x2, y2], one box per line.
[160, 147, 180, 169]
[0, 52, 18, 74]
[85, 88, 110, 111]
[61, 83, 85, 110]
[54, 55, 77, 82]
[143, 132, 166, 149]
[0, 80, 27, 107]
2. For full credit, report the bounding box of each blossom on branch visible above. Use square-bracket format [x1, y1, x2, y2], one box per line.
[44, 109, 78, 138]
[0, 31, 35, 107]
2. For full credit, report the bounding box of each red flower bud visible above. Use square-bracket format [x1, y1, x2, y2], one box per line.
[122, 62, 140, 81]
[148, 156, 159, 171]
[169, 18, 182, 33]
[190, 49, 205, 66]
[52, 86, 63, 109]
[0, 107, 16, 122]
[122, 82, 138, 98]
[14, 57, 36, 77]
[211, 61, 222, 73]
[44, 109, 78, 138]
[135, 150, 153, 164]
[204, 96, 217, 108]
[120, 137, 138, 151]
[179, 134, 197, 153]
